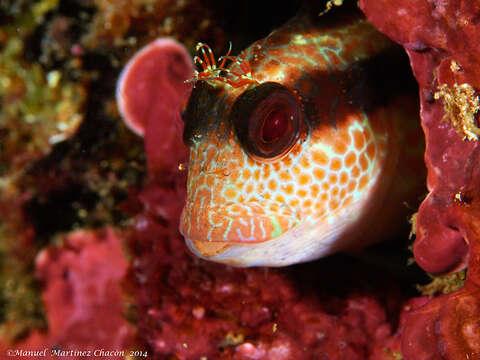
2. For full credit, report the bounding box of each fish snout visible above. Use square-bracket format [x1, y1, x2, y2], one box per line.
[180, 199, 300, 257]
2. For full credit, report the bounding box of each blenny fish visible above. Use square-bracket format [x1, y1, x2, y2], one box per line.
[180, 7, 424, 266]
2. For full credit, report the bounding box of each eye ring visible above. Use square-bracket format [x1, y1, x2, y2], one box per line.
[230, 82, 304, 162]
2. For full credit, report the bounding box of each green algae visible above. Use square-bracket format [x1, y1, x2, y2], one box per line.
[0, 0, 84, 341]
[417, 269, 466, 296]
[0, 23, 86, 180]
[0, 221, 47, 340]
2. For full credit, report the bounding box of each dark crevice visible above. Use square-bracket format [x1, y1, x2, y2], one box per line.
[24, 184, 98, 243]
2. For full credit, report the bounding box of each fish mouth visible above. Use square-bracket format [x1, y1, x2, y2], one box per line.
[179, 199, 300, 260]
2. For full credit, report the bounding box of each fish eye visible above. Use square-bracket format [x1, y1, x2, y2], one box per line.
[230, 82, 303, 162]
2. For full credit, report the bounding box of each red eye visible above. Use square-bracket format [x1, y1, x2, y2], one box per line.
[262, 109, 289, 143]
[231, 82, 303, 161]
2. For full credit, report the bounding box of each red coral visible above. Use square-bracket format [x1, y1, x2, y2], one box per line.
[360, 0, 480, 358]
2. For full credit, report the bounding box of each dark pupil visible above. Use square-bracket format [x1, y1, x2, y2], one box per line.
[261, 109, 289, 143]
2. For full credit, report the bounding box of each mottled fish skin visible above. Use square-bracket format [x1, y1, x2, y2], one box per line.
[180, 11, 424, 267]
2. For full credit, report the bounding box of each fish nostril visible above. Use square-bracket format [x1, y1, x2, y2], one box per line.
[203, 167, 230, 177]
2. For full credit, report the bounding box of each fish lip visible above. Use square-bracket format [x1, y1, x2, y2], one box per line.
[182, 219, 317, 267]
[182, 230, 274, 265]
[179, 199, 301, 261]
[183, 235, 236, 258]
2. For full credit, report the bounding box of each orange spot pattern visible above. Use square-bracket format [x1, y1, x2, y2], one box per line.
[182, 111, 389, 244]
[180, 18, 395, 248]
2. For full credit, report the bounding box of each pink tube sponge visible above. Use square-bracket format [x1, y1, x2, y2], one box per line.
[116, 38, 194, 179]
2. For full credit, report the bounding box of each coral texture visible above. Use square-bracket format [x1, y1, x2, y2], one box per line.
[359, 0, 480, 358]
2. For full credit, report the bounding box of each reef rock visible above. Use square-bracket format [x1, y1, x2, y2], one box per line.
[360, 0, 480, 358]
